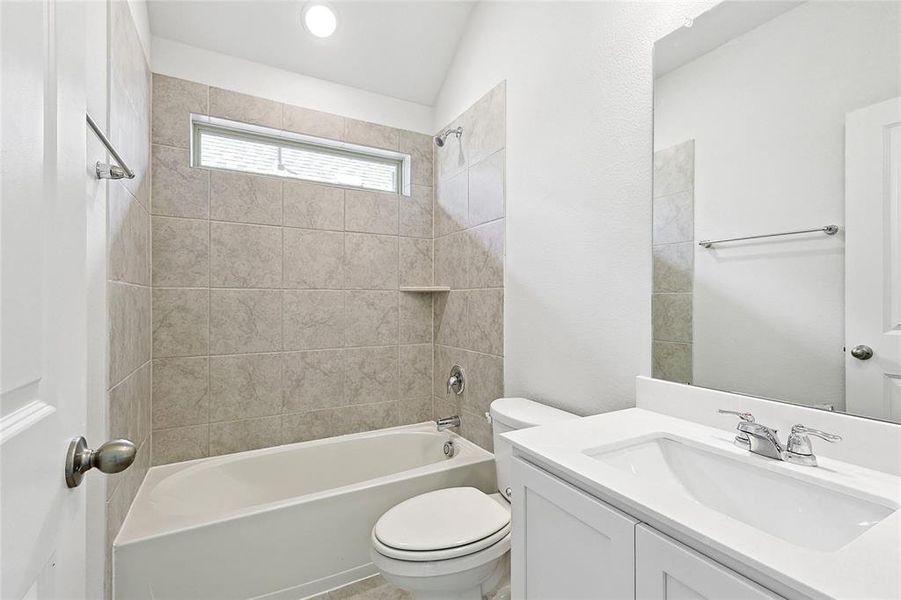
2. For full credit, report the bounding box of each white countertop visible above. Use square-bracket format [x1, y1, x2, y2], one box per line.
[504, 408, 901, 600]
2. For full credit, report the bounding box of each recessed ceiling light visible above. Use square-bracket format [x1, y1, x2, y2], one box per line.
[302, 3, 338, 38]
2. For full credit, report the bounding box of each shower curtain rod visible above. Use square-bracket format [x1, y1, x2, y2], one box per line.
[86, 112, 135, 180]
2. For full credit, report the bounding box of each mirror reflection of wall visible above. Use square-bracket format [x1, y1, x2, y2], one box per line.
[652, 1, 901, 422]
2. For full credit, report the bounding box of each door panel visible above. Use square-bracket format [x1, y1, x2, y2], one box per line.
[845, 97, 901, 422]
[1, 0, 89, 597]
[636, 525, 781, 600]
[511, 458, 637, 600]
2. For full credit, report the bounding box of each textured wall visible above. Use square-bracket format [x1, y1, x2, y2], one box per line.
[149, 75, 436, 464]
[106, 0, 152, 596]
[432, 1, 715, 416]
[432, 83, 506, 450]
[651, 141, 694, 385]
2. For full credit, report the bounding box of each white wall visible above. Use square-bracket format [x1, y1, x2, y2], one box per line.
[151, 37, 434, 133]
[433, 1, 715, 416]
[654, 1, 900, 408]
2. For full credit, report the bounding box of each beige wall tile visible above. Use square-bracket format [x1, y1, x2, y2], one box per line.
[400, 185, 433, 239]
[399, 344, 432, 399]
[654, 140, 694, 198]
[653, 191, 694, 245]
[466, 289, 504, 356]
[210, 353, 283, 421]
[283, 290, 345, 350]
[463, 220, 504, 288]
[345, 189, 399, 235]
[652, 341, 692, 384]
[152, 424, 209, 465]
[399, 293, 432, 344]
[210, 289, 282, 354]
[281, 409, 336, 444]
[209, 87, 282, 129]
[434, 232, 464, 289]
[397, 397, 432, 424]
[399, 237, 433, 287]
[283, 104, 345, 140]
[109, 184, 150, 285]
[109, 281, 151, 386]
[653, 242, 693, 293]
[652, 293, 692, 343]
[283, 229, 344, 289]
[151, 145, 209, 218]
[345, 233, 398, 289]
[209, 416, 282, 456]
[283, 180, 344, 230]
[344, 346, 398, 404]
[468, 149, 505, 226]
[152, 288, 209, 357]
[152, 216, 209, 286]
[210, 171, 282, 225]
[210, 222, 282, 288]
[399, 130, 433, 187]
[460, 409, 493, 451]
[109, 362, 151, 450]
[152, 74, 207, 148]
[433, 291, 463, 350]
[152, 357, 209, 429]
[345, 291, 398, 347]
[435, 170, 468, 236]
[344, 118, 399, 150]
[283, 349, 345, 412]
[462, 82, 505, 167]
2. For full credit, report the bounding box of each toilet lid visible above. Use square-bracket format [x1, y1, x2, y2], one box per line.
[374, 487, 511, 552]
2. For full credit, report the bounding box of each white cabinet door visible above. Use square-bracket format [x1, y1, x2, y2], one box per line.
[636, 525, 781, 600]
[511, 458, 638, 600]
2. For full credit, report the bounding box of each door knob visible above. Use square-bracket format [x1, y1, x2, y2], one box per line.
[65, 436, 136, 488]
[850, 345, 874, 360]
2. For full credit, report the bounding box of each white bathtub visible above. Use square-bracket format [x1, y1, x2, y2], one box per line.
[114, 422, 496, 600]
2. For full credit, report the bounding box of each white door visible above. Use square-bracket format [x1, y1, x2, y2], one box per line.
[1, 0, 91, 598]
[635, 525, 780, 600]
[845, 97, 901, 423]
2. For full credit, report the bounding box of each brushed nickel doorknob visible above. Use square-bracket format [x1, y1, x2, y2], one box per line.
[850, 345, 874, 360]
[65, 436, 136, 488]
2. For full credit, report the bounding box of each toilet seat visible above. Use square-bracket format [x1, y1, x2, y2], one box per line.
[372, 487, 511, 562]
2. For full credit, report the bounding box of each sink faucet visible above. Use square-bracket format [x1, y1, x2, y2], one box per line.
[718, 410, 842, 467]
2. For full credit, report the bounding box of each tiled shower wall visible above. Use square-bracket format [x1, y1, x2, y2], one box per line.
[651, 140, 694, 384]
[432, 83, 506, 450]
[149, 75, 436, 464]
[105, 0, 151, 595]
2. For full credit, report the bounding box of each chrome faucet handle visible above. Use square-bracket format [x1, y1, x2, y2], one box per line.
[718, 409, 754, 449]
[784, 424, 841, 467]
[790, 424, 842, 443]
[717, 409, 754, 422]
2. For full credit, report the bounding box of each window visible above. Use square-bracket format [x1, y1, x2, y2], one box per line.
[191, 115, 410, 194]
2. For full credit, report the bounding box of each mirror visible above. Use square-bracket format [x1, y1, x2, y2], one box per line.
[651, 1, 901, 423]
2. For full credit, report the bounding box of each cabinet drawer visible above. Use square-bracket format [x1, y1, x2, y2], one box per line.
[512, 457, 638, 600]
[636, 525, 783, 600]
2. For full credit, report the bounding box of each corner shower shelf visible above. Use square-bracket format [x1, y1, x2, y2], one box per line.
[399, 286, 451, 293]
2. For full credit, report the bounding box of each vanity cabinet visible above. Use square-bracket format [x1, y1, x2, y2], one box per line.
[511, 457, 783, 600]
[511, 458, 638, 599]
[636, 525, 780, 600]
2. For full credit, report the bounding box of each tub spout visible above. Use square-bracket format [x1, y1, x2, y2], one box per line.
[436, 415, 461, 431]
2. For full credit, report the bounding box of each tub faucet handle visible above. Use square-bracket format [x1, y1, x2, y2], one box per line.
[447, 365, 465, 395]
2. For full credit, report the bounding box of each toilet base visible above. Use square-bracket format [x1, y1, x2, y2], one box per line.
[371, 537, 510, 600]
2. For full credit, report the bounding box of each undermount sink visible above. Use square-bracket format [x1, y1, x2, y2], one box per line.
[585, 437, 896, 551]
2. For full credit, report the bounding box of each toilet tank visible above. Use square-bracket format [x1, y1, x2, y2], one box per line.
[489, 398, 577, 501]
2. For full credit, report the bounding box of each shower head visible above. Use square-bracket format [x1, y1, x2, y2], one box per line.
[434, 127, 463, 148]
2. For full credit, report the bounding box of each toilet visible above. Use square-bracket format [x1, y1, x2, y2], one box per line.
[370, 398, 577, 600]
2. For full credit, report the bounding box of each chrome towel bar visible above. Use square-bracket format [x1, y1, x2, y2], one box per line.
[699, 224, 838, 249]
[86, 112, 135, 180]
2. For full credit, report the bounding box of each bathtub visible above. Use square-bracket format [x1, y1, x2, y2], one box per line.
[113, 422, 496, 600]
